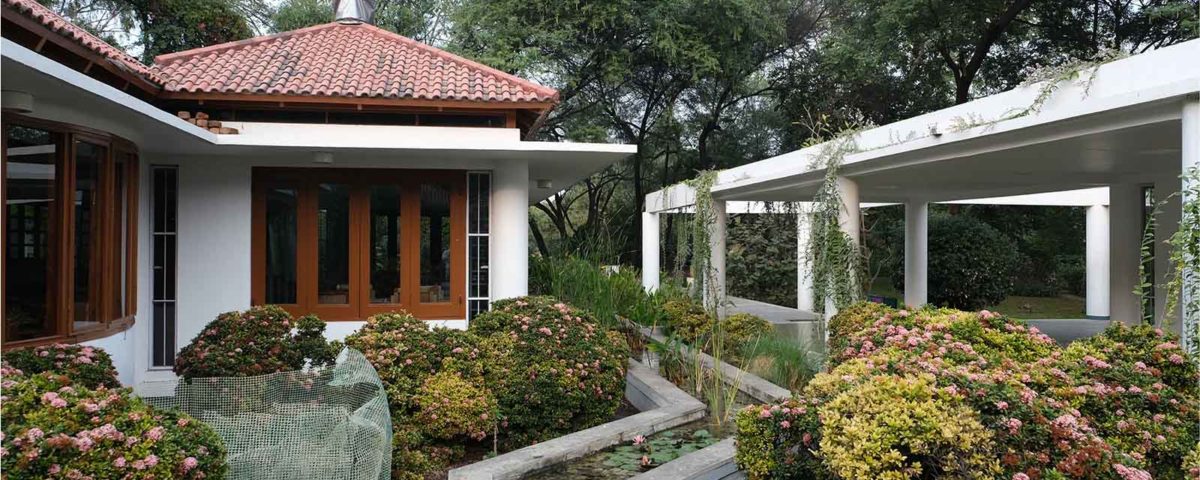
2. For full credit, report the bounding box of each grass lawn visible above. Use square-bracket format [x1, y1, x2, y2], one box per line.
[867, 277, 1085, 320]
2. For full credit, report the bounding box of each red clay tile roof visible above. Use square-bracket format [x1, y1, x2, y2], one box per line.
[2, 0, 162, 84]
[153, 22, 559, 104]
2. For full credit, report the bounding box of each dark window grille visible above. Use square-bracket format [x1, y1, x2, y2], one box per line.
[151, 166, 178, 367]
[467, 172, 490, 320]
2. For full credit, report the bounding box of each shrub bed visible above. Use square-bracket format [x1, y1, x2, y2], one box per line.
[736, 302, 1200, 480]
[2, 343, 120, 390]
[1, 362, 226, 479]
[662, 299, 771, 355]
[344, 296, 630, 479]
[173, 306, 339, 380]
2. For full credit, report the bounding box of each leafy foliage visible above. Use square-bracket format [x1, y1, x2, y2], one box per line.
[3, 343, 120, 390]
[892, 214, 1020, 310]
[736, 302, 1200, 479]
[173, 305, 338, 380]
[344, 298, 629, 477]
[1, 363, 227, 479]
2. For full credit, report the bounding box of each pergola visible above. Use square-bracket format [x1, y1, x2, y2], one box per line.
[643, 39, 1199, 343]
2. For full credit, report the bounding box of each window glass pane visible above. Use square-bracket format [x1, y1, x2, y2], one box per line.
[318, 183, 350, 304]
[4, 126, 57, 340]
[469, 236, 488, 298]
[73, 140, 105, 332]
[265, 187, 297, 304]
[370, 185, 402, 304]
[420, 184, 451, 303]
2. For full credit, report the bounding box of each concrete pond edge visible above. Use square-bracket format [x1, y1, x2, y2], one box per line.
[447, 358, 705, 480]
[629, 326, 795, 480]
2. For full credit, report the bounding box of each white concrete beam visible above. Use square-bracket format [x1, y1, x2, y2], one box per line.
[1086, 204, 1111, 319]
[904, 201, 929, 307]
[642, 212, 660, 293]
[492, 159, 529, 300]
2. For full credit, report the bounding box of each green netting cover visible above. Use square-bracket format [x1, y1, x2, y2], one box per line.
[147, 348, 391, 480]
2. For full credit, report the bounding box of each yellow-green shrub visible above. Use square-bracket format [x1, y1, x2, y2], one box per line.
[662, 300, 713, 343]
[721, 312, 773, 353]
[818, 374, 999, 480]
[414, 371, 498, 441]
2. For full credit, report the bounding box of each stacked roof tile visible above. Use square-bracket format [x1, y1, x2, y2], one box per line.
[153, 22, 559, 104]
[3, 0, 162, 83]
[4, 0, 557, 106]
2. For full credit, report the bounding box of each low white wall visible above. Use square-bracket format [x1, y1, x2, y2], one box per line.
[83, 329, 137, 386]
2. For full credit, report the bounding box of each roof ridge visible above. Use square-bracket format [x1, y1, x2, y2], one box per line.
[153, 22, 341, 66]
[358, 23, 559, 100]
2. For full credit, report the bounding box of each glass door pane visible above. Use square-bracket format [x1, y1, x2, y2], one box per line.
[369, 185, 402, 304]
[419, 183, 451, 304]
[73, 140, 105, 332]
[265, 187, 297, 304]
[317, 183, 350, 304]
[4, 126, 58, 340]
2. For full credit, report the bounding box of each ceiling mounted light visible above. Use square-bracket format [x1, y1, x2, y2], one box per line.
[313, 152, 334, 164]
[536, 179, 553, 189]
[1, 90, 34, 114]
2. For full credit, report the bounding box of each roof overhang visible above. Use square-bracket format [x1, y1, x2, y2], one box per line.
[3, 38, 634, 203]
[697, 40, 1200, 205]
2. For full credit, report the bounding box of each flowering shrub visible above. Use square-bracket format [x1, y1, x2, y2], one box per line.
[0, 364, 226, 479]
[471, 296, 630, 447]
[174, 306, 337, 380]
[736, 302, 1200, 479]
[826, 301, 894, 353]
[1185, 442, 1200, 478]
[345, 297, 629, 477]
[819, 374, 999, 479]
[413, 372, 498, 441]
[3, 344, 120, 389]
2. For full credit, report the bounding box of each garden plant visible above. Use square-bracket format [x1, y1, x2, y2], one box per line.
[344, 295, 631, 479]
[736, 302, 1200, 479]
[1, 346, 226, 479]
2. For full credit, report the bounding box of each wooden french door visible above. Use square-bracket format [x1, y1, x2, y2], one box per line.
[251, 168, 466, 320]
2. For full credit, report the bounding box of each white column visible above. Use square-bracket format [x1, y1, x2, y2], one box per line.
[642, 211, 660, 292]
[904, 201, 928, 308]
[491, 159, 529, 301]
[1154, 175, 1182, 327]
[704, 200, 728, 315]
[836, 177, 861, 246]
[797, 208, 815, 312]
[1086, 204, 1111, 319]
[1181, 97, 1199, 350]
[825, 176, 860, 320]
[1109, 183, 1142, 324]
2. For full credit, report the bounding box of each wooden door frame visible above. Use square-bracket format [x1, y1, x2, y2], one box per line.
[251, 167, 467, 320]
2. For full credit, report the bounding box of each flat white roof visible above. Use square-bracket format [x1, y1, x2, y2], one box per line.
[652, 39, 1200, 205]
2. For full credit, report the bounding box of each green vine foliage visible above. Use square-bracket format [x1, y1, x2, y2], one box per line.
[804, 131, 868, 326]
[686, 171, 721, 310]
[1166, 166, 1200, 355]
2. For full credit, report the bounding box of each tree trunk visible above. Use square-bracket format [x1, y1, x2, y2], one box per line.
[530, 218, 550, 257]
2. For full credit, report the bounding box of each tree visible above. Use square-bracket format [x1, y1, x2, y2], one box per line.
[128, 0, 256, 61]
[272, 0, 456, 42]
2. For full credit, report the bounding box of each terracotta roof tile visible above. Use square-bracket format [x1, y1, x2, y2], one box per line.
[3, 0, 162, 84]
[154, 22, 559, 104]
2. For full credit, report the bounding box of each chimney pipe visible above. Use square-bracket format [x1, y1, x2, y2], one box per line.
[334, 0, 374, 24]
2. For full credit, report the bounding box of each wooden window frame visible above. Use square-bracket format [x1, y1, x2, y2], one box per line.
[252, 168, 466, 321]
[1, 114, 139, 350]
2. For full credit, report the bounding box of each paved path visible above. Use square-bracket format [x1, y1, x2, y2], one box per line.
[728, 296, 1108, 344]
